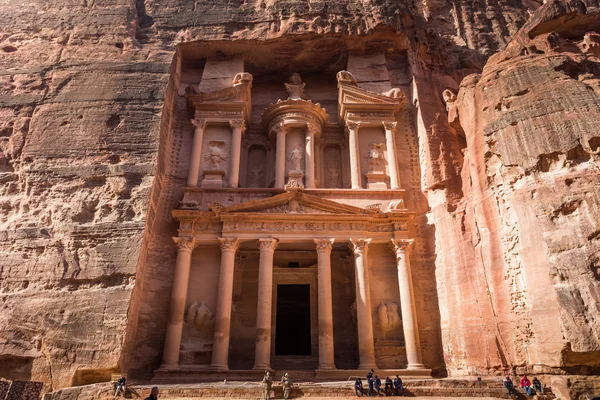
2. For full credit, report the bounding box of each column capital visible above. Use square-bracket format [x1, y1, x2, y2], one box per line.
[314, 238, 334, 252]
[229, 119, 246, 131]
[273, 122, 289, 136]
[192, 118, 207, 129]
[349, 238, 371, 255]
[173, 237, 196, 252]
[259, 238, 278, 251]
[346, 120, 361, 131]
[218, 238, 240, 252]
[389, 239, 414, 255]
[382, 121, 398, 132]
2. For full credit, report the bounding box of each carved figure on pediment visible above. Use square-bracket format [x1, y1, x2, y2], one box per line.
[289, 199, 299, 213]
[249, 165, 264, 188]
[204, 141, 227, 169]
[365, 203, 382, 212]
[285, 73, 306, 100]
[232, 72, 253, 86]
[336, 70, 358, 86]
[385, 199, 405, 211]
[288, 145, 303, 172]
[365, 143, 386, 172]
[382, 88, 405, 100]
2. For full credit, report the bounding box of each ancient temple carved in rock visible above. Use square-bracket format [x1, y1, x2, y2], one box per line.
[155, 57, 430, 378]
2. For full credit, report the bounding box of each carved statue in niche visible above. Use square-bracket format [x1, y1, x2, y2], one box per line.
[285, 73, 306, 100]
[204, 141, 227, 169]
[377, 301, 402, 339]
[288, 145, 303, 173]
[365, 143, 386, 172]
[249, 165, 264, 187]
[186, 301, 215, 331]
[327, 164, 341, 188]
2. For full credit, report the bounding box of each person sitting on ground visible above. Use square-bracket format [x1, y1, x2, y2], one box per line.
[532, 377, 543, 394]
[281, 373, 292, 400]
[367, 374, 375, 397]
[145, 386, 159, 400]
[393, 375, 404, 396]
[114, 375, 126, 399]
[354, 378, 364, 397]
[520, 375, 533, 397]
[374, 376, 383, 396]
[503, 376, 517, 396]
[384, 377, 393, 396]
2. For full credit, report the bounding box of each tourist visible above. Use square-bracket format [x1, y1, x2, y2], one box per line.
[532, 377, 543, 394]
[393, 375, 404, 396]
[145, 386, 159, 400]
[367, 373, 375, 397]
[374, 376, 383, 396]
[281, 373, 292, 400]
[520, 375, 533, 396]
[113, 375, 126, 399]
[354, 378, 364, 397]
[384, 377, 393, 396]
[366, 369, 374, 381]
[262, 371, 273, 400]
[503, 376, 517, 396]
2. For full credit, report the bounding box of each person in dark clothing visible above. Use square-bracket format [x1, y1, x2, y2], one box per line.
[367, 369, 374, 381]
[355, 378, 364, 397]
[145, 386, 159, 400]
[503, 376, 517, 396]
[532, 377, 543, 394]
[114, 375, 126, 399]
[374, 376, 383, 396]
[393, 376, 404, 396]
[367, 375, 375, 397]
[384, 377, 393, 396]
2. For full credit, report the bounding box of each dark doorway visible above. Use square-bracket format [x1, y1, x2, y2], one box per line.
[275, 284, 311, 355]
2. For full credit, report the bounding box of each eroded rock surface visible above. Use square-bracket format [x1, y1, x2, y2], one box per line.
[2, 0, 599, 394]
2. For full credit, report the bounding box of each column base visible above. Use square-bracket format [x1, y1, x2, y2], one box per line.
[208, 364, 229, 372]
[317, 365, 337, 371]
[252, 364, 273, 371]
[407, 363, 426, 370]
[157, 363, 179, 371]
[358, 364, 378, 370]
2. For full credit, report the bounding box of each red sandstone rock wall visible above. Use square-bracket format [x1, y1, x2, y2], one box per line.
[436, 0, 600, 377]
[7, 0, 600, 392]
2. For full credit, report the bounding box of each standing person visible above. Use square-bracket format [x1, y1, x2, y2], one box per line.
[113, 375, 126, 399]
[367, 373, 375, 397]
[281, 373, 292, 400]
[374, 376, 383, 396]
[520, 375, 533, 397]
[262, 371, 273, 400]
[145, 386, 159, 400]
[393, 375, 404, 396]
[354, 378, 364, 397]
[503, 376, 517, 396]
[532, 377, 543, 394]
[384, 377, 393, 396]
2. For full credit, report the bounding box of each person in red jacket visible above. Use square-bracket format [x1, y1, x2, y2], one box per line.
[520, 375, 533, 396]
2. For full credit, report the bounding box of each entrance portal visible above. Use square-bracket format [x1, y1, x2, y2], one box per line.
[275, 284, 311, 355]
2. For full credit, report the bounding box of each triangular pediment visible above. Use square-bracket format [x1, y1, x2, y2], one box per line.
[339, 83, 403, 106]
[219, 191, 375, 215]
[338, 83, 405, 121]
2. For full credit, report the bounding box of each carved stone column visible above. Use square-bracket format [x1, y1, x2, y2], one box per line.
[210, 238, 240, 371]
[275, 124, 287, 188]
[349, 239, 377, 368]
[383, 121, 400, 189]
[346, 121, 361, 189]
[390, 239, 425, 369]
[253, 238, 278, 369]
[305, 127, 316, 188]
[315, 239, 336, 370]
[161, 237, 195, 368]
[188, 119, 207, 187]
[229, 120, 245, 188]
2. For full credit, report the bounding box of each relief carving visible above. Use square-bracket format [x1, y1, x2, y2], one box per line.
[336, 70, 358, 86]
[377, 301, 402, 339]
[285, 72, 306, 100]
[248, 165, 265, 188]
[173, 237, 195, 252]
[365, 143, 386, 172]
[186, 301, 215, 331]
[288, 145, 303, 173]
[204, 141, 227, 169]
[232, 72, 253, 86]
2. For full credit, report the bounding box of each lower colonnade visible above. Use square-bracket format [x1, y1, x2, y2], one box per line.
[159, 234, 426, 376]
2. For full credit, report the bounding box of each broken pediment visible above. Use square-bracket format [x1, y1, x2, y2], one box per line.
[337, 70, 405, 121]
[218, 191, 375, 216]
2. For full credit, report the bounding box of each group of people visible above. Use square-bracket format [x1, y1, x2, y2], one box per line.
[503, 375, 544, 397]
[262, 371, 293, 400]
[354, 369, 405, 397]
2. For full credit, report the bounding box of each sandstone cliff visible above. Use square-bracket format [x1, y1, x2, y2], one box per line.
[3, 0, 599, 394]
